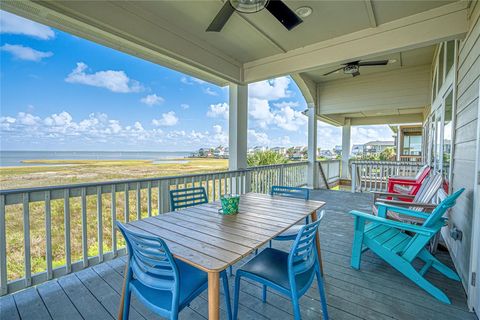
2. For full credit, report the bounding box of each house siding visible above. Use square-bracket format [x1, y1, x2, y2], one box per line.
[445, 0, 480, 288]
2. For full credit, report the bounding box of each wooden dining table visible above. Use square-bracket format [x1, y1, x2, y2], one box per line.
[118, 192, 326, 320]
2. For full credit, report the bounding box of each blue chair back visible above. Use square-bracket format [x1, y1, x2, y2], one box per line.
[288, 211, 324, 275]
[422, 188, 464, 228]
[170, 187, 208, 211]
[271, 186, 309, 200]
[117, 222, 179, 292]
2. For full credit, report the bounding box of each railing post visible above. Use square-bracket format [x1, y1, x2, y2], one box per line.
[351, 163, 357, 193]
[0, 194, 7, 296]
[245, 170, 252, 193]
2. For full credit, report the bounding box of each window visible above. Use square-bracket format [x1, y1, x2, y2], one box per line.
[438, 44, 445, 89]
[443, 91, 453, 184]
[445, 41, 455, 76]
[403, 135, 422, 156]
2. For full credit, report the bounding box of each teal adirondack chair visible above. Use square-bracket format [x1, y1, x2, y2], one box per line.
[350, 188, 464, 304]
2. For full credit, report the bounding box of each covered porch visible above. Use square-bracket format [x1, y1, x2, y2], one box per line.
[0, 190, 474, 320]
[0, 0, 479, 319]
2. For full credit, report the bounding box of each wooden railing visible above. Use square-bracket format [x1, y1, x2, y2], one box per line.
[350, 160, 424, 192]
[0, 161, 308, 295]
[318, 160, 341, 187]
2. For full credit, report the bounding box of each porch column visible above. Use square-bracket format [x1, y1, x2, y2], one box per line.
[228, 84, 248, 170]
[396, 125, 401, 161]
[307, 103, 319, 189]
[341, 119, 351, 180]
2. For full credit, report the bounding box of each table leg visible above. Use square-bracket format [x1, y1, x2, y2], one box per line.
[118, 262, 129, 320]
[311, 211, 324, 275]
[208, 271, 220, 320]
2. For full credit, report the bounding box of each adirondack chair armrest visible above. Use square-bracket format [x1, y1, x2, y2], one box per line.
[389, 176, 417, 181]
[375, 202, 431, 219]
[387, 179, 420, 186]
[375, 199, 437, 211]
[349, 210, 435, 236]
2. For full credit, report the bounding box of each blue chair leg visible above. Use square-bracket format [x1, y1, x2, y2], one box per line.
[229, 265, 233, 276]
[123, 285, 131, 320]
[262, 285, 267, 302]
[291, 290, 301, 320]
[315, 264, 329, 320]
[268, 240, 272, 248]
[233, 274, 242, 320]
[221, 271, 233, 320]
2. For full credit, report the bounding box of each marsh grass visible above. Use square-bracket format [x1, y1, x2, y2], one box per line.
[2, 158, 228, 280]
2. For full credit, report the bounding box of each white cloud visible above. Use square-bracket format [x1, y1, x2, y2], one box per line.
[180, 104, 190, 109]
[272, 101, 299, 108]
[206, 103, 229, 119]
[17, 112, 40, 126]
[65, 62, 143, 93]
[152, 111, 179, 126]
[1, 44, 53, 62]
[213, 125, 223, 134]
[352, 126, 394, 144]
[203, 87, 218, 96]
[249, 98, 273, 128]
[248, 129, 270, 146]
[44, 111, 73, 126]
[180, 76, 206, 85]
[0, 11, 55, 40]
[140, 94, 164, 106]
[249, 76, 291, 100]
[273, 106, 307, 131]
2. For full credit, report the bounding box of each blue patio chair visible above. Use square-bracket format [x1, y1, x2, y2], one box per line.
[350, 188, 465, 304]
[269, 186, 310, 248]
[170, 186, 208, 211]
[116, 222, 232, 320]
[233, 212, 329, 320]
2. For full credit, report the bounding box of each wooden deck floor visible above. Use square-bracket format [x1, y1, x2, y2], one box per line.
[0, 190, 474, 320]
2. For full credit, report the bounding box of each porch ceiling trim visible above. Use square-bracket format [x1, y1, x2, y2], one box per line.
[243, 1, 470, 83]
[0, 0, 242, 86]
[349, 113, 424, 126]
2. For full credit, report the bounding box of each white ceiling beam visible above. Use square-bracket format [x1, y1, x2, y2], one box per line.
[291, 73, 317, 106]
[364, 0, 377, 28]
[0, 0, 242, 86]
[349, 113, 424, 126]
[243, 1, 469, 83]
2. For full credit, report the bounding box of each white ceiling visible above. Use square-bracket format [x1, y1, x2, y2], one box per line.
[303, 45, 436, 82]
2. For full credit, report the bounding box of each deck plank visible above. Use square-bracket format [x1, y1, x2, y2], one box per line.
[13, 287, 51, 320]
[57, 273, 113, 320]
[0, 294, 20, 320]
[36, 280, 82, 320]
[1, 190, 474, 320]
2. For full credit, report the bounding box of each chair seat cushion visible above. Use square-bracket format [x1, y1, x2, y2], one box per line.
[275, 224, 303, 239]
[130, 259, 207, 312]
[393, 184, 413, 194]
[365, 223, 412, 253]
[238, 248, 313, 291]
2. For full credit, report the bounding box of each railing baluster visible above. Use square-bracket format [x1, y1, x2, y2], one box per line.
[64, 189, 71, 274]
[81, 188, 88, 268]
[45, 191, 52, 280]
[136, 182, 141, 220]
[147, 181, 152, 217]
[97, 186, 103, 262]
[0, 195, 7, 295]
[111, 185, 117, 256]
[124, 184, 129, 223]
[23, 193, 31, 287]
[157, 181, 161, 215]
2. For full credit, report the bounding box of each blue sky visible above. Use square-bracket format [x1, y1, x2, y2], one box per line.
[0, 10, 393, 152]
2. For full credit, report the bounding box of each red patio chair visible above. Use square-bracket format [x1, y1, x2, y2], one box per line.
[387, 165, 431, 201]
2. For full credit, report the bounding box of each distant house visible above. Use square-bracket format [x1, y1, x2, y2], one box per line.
[333, 145, 342, 156]
[253, 146, 267, 153]
[271, 147, 286, 155]
[351, 144, 365, 155]
[319, 150, 334, 159]
[364, 140, 395, 155]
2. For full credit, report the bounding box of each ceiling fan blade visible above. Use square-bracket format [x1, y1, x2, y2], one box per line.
[206, 2, 235, 32]
[265, 0, 303, 31]
[323, 67, 344, 76]
[358, 60, 389, 66]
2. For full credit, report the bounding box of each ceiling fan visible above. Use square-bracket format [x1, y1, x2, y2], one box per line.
[206, 0, 302, 32]
[323, 60, 390, 77]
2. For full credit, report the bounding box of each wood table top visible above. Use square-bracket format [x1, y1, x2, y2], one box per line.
[123, 192, 325, 272]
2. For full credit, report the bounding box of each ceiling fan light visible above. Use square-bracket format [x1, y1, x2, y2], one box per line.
[295, 6, 312, 18]
[388, 59, 397, 64]
[343, 65, 359, 74]
[229, 0, 269, 13]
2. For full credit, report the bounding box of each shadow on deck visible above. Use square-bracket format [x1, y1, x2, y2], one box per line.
[0, 190, 474, 320]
